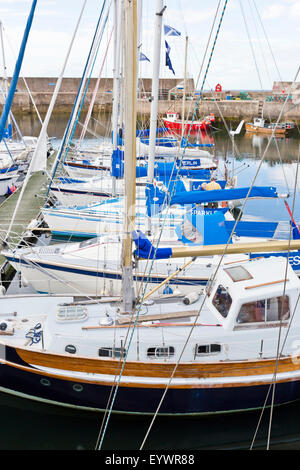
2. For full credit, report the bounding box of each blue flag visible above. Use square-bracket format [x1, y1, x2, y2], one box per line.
[139, 51, 150, 62]
[165, 41, 175, 75]
[164, 24, 181, 37]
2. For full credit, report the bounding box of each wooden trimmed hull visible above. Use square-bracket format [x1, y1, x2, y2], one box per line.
[245, 123, 287, 135]
[2, 344, 300, 414]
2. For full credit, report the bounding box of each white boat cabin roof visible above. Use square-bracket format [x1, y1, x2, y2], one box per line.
[207, 256, 300, 330]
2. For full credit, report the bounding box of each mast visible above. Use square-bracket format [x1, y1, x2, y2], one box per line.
[0, 21, 11, 137]
[4, 1, 87, 243]
[122, 0, 138, 313]
[111, 0, 123, 195]
[146, 0, 165, 234]
[0, 0, 37, 143]
[181, 35, 188, 140]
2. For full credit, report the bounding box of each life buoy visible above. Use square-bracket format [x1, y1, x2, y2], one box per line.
[221, 201, 227, 208]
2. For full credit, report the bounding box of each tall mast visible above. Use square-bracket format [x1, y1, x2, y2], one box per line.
[122, 0, 137, 313]
[111, 0, 123, 195]
[181, 35, 188, 140]
[146, 0, 165, 234]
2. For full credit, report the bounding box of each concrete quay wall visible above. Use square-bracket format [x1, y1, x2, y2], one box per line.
[2, 77, 300, 123]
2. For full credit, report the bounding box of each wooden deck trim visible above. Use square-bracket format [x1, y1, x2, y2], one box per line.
[2, 356, 300, 389]
[15, 347, 300, 380]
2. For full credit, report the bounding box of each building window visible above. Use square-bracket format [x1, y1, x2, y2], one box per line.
[212, 285, 232, 318]
[98, 347, 126, 359]
[195, 344, 221, 356]
[147, 346, 175, 359]
[237, 295, 290, 324]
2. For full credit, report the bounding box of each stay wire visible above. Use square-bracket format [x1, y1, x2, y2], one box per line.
[139, 64, 300, 451]
[267, 143, 300, 449]
[96, 0, 229, 450]
[138, 0, 230, 450]
[250, 143, 300, 450]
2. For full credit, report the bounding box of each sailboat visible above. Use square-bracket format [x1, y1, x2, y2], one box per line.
[3, 183, 295, 296]
[2, 0, 300, 422]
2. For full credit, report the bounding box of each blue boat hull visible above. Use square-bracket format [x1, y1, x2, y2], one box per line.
[2, 345, 300, 415]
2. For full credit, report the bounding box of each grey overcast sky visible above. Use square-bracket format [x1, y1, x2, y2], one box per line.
[0, 0, 299, 90]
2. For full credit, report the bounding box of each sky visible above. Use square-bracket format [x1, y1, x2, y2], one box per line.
[0, 0, 299, 90]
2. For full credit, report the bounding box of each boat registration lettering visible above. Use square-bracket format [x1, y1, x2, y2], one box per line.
[289, 255, 300, 266]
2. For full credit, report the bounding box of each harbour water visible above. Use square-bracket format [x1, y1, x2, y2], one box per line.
[1, 113, 300, 450]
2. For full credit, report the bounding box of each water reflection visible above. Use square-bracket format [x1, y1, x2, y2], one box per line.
[1, 390, 300, 450]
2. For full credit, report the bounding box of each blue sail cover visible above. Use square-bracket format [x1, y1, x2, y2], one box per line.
[0, 0, 37, 142]
[132, 230, 172, 259]
[111, 148, 124, 178]
[176, 210, 232, 245]
[146, 183, 279, 216]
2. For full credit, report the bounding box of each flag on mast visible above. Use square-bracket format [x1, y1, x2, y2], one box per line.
[164, 24, 181, 37]
[139, 51, 150, 62]
[165, 40, 175, 75]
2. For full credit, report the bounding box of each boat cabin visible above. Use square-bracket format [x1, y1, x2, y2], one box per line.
[166, 112, 179, 121]
[206, 256, 300, 331]
[253, 117, 265, 128]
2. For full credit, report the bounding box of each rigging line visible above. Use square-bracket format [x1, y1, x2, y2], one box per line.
[75, 120, 105, 139]
[15, 254, 105, 304]
[138, 1, 230, 449]
[135, 0, 229, 303]
[246, 0, 274, 125]
[251, 0, 300, 140]
[46, 0, 108, 196]
[273, 138, 290, 194]
[139, 64, 300, 451]
[252, 0, 282, 83]
[178, 0, 221, 129]
[250, 225, 300, 449]
[97, 1, 229, 449]
[0, 83, 27, 145]
[61, 1, 112, 166]
[239, 0, 263, 90]
[248, 0, 272, 88]
[2, 24, 43, 126]
[250, 294, 300, 450]
[194, 1, 221, 93]
[266, 143, 300, 450]
[79, 26, 114, 143]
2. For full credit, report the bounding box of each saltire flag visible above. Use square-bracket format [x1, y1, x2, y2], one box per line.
[165, 41, 175, 75]
[164, 24, 181, 37]
[139, 51, 150, 62]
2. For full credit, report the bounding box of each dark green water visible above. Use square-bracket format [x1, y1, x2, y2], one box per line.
[2, 114, 300, 451]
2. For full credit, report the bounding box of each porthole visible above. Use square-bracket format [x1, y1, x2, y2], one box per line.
[147, 346, 175, 358]
[195, 344, 221, 356]
[65, 344, 77, 354]
[73, 383, 83, 392]
[40, 378, 51, 387]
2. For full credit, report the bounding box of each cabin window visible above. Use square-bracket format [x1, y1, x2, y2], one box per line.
[98, 347, 126, 358]
[224, 266, 253, 282]
[236, 295, 290, 324]
[195, 344, 221, 356]
[147, 346, 175, 359]
[212, 285, 232, 318]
